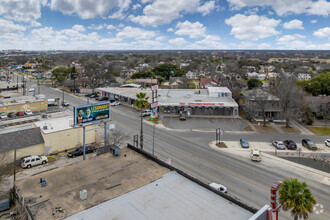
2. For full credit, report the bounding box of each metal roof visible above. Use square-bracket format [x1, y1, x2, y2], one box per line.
[66, 171, 253, 220]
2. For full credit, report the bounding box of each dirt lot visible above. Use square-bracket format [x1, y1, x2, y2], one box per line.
[15, 147, 170, 219]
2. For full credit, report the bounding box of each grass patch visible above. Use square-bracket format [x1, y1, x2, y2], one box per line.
[47, 155, 57, 163]
[306, 127, 330, 135]
[243, 125, 254, 131]
[281, 126, 298, 133]
[215, 142, 228, 148]
[147, 116, 159, 124]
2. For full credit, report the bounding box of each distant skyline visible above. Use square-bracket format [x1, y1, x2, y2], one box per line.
[0, 0, 329, 50]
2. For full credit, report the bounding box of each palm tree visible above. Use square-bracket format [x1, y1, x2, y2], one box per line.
[135, 92, 149, 150]
[279, 178, 316, 220]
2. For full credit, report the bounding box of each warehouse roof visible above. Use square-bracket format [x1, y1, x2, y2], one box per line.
[0, 127, 44, 153]
[66, 171, 253, 220]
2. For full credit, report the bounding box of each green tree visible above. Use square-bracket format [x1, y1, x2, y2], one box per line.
[52, 67, 69, 83]
[297, 72, 329, 96]
[279, 178, 317, 220]
[152, 63, 186, 80]
[247, 79, 262, 90]
[157, 76, 165, 84]
[135, 93, 149, 150]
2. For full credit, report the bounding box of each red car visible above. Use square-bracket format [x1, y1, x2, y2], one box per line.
[16, 111, 25, 116]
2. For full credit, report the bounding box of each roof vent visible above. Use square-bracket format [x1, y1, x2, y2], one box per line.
[43, 125, 48, 130]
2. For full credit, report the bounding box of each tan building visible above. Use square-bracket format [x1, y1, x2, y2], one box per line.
[0, 96, 48, 114]
[33, 116, 98, 154]
[0, 127, 45, 164]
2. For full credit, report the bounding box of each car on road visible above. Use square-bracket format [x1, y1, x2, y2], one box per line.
[16, 111, 25, 117]
[272, 141, 286, 150]
[283, 140, 297, 150]
[302, 139, 317, 150]
[325, 139, 330, 147]
[0, 112, 8, 119]
[110, 101, 121, 106]
[89, 94, 99, 98]
[141, 110, 151, 117]
[24, 110, 33, 116]
[62, 101, 70, 106]
[240, 139, 249, 148]
[67, 146, 96, 158]
[21, 155, 48, 168]
[96, 96, 109, 101]
[85, 93, 93, 97]
[251, 149, 261, 162]
[179, 113, 186, 121]
[209, 182, 228, 193]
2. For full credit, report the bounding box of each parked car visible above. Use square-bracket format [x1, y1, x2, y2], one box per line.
[8, 112, 17, 118]
[302, 139, 317, 150]
[209, 182, 228, 193]
[141, 110, 152, 117]
[16, 111, 25, 117]
[85, 93, 93, 97]
[110, 101, 121, 106]
[325, 139, 330, 147]
[96, 96, 109, 101]
[283, 140, 297, 150]
[89, 94, 99, 98]
[24, 110, 33, 116]
[67, 146, 96, 158]
[272, 141, 286, 150]
[240, 139, 249, 148]
[251, 149, 261, 162]
[0, 112, 7, 119]
[62, 101, 70, 106]
[179, 113, 186, 121]
[21, 155, 48, 168]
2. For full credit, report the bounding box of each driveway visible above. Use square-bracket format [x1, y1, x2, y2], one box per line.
[162, 117, 248, 131]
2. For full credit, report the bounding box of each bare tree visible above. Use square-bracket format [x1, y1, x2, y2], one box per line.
[274, 75, 304, 127]
[319, 154, 329, 169]
[106, 127, 129, 148]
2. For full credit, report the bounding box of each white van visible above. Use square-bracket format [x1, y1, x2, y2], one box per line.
[209, 182, 228, 193]
[21, 156, 48, 168]
[251, 149, 261, 162]
[141, 110, 152, 117]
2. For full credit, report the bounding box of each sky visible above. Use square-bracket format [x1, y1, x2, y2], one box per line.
[0, 0, 329, 50]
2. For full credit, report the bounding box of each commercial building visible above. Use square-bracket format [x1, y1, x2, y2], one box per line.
[97, 86, 239, 116]
[0, 95, 48, 114]
[33, 116, 97, 154]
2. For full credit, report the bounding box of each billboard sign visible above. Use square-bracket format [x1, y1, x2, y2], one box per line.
[73, 102, 110, 126]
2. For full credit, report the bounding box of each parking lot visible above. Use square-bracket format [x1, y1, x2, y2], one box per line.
[162, 116, 248, 131]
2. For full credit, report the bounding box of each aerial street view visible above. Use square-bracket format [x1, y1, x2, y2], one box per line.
[0, 0, 329, 220]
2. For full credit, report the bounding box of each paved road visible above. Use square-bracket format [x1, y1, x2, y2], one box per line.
[12, 79, 330, 219]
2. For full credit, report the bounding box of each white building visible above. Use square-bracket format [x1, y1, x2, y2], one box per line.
[97, 87, 238, 116]
[297, 73, 312, 81]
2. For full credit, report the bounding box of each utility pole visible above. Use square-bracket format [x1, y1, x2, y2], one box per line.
[62, 89, 65, 105]
[152, 124, 155, 155]
[13, 149, 16, 185]
[83, 126, 86, 160]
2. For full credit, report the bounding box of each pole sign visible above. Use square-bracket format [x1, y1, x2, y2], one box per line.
[270, 181, 282, 212]
[73, 102, 110, 126]
[152, 85, 158, 90]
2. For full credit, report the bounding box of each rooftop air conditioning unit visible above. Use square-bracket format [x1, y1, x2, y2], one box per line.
[43, 125, 48, 130]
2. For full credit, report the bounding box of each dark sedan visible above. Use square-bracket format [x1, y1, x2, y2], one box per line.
[302, 139, 317, 150]
[283, 140, 297, 150]
[67, 146, 96, 158]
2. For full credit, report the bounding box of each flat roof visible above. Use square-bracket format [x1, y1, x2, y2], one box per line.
[66, 171, 253, 220]
[34, 116, 74, 134]
[98, 87, 238, 107]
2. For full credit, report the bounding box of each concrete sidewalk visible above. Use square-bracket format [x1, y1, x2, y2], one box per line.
[208, 140, 330, 186]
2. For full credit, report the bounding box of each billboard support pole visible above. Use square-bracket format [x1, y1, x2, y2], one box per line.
[104, 122, 107, 149]
[83, 126, 86, 160]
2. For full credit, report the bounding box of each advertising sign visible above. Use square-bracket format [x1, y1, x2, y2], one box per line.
[73, 102, 110, 126]
[152, 85, 158, 90]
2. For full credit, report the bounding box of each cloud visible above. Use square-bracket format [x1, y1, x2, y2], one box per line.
[283, 19, 304, 30]
[49, 0, 131, 19]
[174, 21, 206, 38]
[0, 18, 26, 37]
[276, 34, 310, 49]
[227, 0, 330, 16]
[116, 26, 156, 39]
[0, 0, 46, 24]
[169, 38, 188, 46]
[194, 35, 225, 48]
[313, 27, 330, 38]
[225, 14, 281, 41]
[311, 19, 317, 24]
[72, 24, 86, 32]
[133, 4, 142, 10]
[130, 0, 216, 27]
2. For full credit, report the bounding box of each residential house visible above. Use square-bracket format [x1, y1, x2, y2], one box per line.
[304, 96, 330, 119]
[200, 78, 219, 88]
[297, 73, 312, 81]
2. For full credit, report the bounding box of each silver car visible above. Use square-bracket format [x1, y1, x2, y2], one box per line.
[272, 141, 286, 150]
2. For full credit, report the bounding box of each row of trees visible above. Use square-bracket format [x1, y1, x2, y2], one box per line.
[297, 70, 330, 96]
